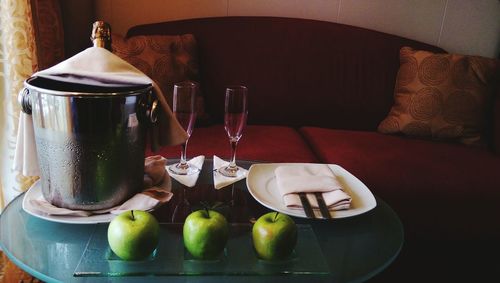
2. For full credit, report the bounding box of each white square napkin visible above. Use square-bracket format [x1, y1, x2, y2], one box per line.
[213, 155, 248, 190]
[274, 164, 351, 210]
[110, 185, 173, 215]
[167, 155, 205, 187]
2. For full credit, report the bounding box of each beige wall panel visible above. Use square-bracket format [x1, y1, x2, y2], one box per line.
[228, 0, 340, 23]
[338, 0, 446, 46]
[439, 0, 500, 58]
[92, 0, 500, 57]
[103, 0, 228, 36]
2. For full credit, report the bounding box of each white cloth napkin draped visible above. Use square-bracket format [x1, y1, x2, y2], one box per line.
[213, 155, 248, 189]
[13, 46, 188, 176]
[167, 155, 205, 187]
[29, 155, 173, 217]
[274, 164, 352, 210]
[14, 113, 39, 176]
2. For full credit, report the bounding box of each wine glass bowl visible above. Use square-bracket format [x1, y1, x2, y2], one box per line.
[218, 85, 248, 177]
[168, 81, 199, 175]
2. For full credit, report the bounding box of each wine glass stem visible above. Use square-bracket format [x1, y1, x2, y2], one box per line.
[228, 139, 238, 169]
[179, 139, 189, 166]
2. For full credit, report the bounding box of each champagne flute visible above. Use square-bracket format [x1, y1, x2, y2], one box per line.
[218, 85, 248, 177]
[168, 81, 199, 175]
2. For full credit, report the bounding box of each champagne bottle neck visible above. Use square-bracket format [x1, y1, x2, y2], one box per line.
[93, 38, 110, 49]
[91, 21, 112, 50]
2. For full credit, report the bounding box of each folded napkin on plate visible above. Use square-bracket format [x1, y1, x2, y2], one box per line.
[167, 155, 205, 187]
[13, 47, 188, 176]
[213, 155, 248, 190]
[274, 164, 352, 210]
[29, 155, 173, 217]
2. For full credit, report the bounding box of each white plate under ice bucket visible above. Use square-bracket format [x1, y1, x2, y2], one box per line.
[23, 180, 115, 224]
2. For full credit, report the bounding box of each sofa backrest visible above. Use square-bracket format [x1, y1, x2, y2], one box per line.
[128, 16, 444, 130]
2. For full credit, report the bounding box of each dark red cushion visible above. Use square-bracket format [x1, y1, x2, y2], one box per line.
[148, 125, 318, 163]
[300, 127, 500, 240]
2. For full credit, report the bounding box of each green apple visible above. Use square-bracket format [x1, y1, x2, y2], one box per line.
[252, 212, 297, 261]
[183, 209, 229, 259]
[107, 210, 160, 260]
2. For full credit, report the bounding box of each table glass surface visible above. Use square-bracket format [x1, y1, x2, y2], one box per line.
[0, 159, 403, 283]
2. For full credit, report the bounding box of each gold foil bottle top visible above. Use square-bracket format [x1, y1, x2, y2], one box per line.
[91, 21, 112, 50]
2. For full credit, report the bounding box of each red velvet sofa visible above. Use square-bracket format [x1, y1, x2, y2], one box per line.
[132, 17, 500, 282]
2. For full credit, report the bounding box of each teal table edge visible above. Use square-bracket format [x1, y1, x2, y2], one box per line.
[1, 179, 404, 283]
[1, 194, 65, 283]
[355, 203, 404, 283]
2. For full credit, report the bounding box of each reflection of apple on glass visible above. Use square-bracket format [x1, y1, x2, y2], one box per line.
[252, 212, 297, 261]
[107, 210, 160, 261]
[183, 209, 229, 259]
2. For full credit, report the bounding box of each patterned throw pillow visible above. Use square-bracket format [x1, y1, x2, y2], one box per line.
[112, 33, 206, 120]
[378, 47, 499, 145]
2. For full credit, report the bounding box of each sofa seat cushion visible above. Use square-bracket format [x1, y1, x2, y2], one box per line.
[148, 125, 318, 163]
[300, 127, 500, 240]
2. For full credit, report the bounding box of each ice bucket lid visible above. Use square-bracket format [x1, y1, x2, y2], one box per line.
[25, 76, 152, 97]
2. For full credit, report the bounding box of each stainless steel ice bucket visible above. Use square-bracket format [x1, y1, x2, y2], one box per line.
[20, 77, 156, 210]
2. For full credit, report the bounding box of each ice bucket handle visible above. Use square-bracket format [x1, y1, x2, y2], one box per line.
[137, 92, 159, 125]
[148, 99, 159, 123]
[18, 88, 32, 115]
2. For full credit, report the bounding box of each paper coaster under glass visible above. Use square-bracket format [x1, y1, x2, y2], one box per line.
[74, 223, 330, 277]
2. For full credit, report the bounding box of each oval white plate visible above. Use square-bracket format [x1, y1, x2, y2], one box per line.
[246, 163, 377, 219]
[22, 180, 116, 224]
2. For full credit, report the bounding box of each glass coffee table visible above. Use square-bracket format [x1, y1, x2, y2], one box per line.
[0, 159, 403, 282]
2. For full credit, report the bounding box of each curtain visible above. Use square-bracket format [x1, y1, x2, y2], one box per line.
[0, 0, 65, 211]
[0, 0, 39, 211]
